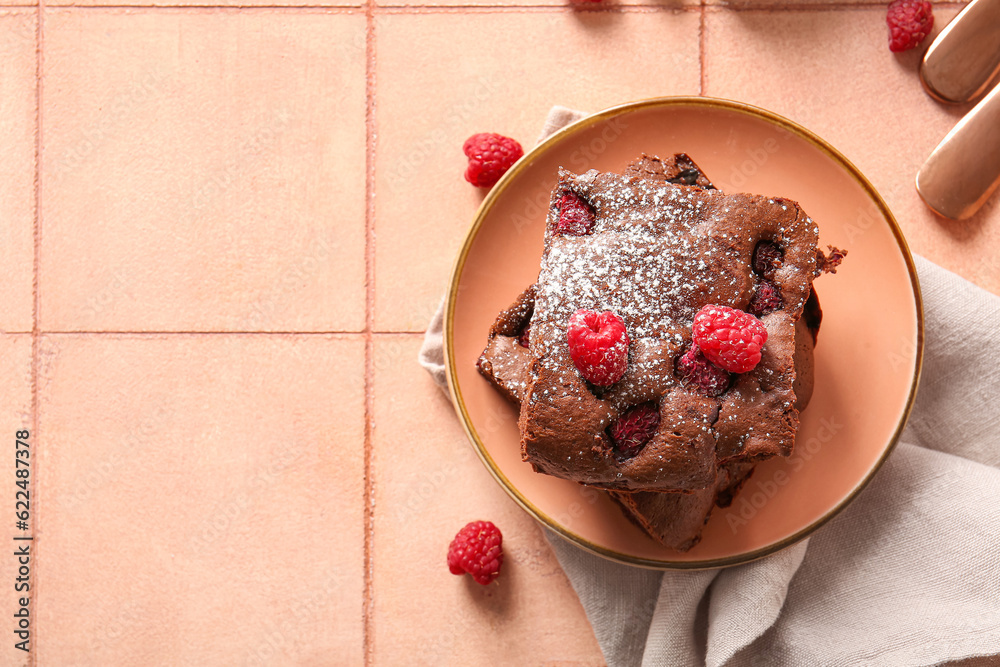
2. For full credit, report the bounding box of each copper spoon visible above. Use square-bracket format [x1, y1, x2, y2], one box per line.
[916, 82, 1000, 220]
[920, 0, 1000, 104]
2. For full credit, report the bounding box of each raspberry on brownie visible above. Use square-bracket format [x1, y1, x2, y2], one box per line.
[692, 305, 769, 374]
[566, 309, 630, 386]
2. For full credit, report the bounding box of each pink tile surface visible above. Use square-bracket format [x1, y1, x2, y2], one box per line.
[50, 0, 359, 8]
[703, 6, 1000, 294]
[372, 336, 603, 665]
[374, 9, 702, 331]
[0, 12, 36, 333]
[40, 11, 367, 332]
[36, 334, 365, 665]
[0, 1, 993, 663]
[379, 0, 697, 8]
[706, 0, 886, 4]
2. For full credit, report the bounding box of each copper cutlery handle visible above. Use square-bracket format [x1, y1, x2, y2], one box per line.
[921, 0, 1000, 104]
[916, 82, 1000, 220]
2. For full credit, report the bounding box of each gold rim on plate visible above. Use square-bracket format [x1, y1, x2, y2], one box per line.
[444, 96, 924, 570]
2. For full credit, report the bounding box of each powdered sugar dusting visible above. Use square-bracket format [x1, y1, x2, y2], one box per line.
[535, 172, 744, 342]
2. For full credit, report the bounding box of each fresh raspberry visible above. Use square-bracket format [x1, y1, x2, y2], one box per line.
[691, 305, 769, 374]
[463, 133, 523, 188]
[676, 342, 731, 397]
[567, 309, 630, 386]
[517, 322, 531, 348]
[447, 521, 503, 585]
[752, 241, 784, 279]
[887, 0, 934, 52]
[748, 281, 784, 316]
[556, 192, 596, 235]
[608, 402, 660, 459]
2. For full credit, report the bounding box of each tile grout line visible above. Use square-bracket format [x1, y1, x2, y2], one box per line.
[37, 330, 381, 335]
[26, 2, 970, 10]
[30, 0, 44, 664]
[698, 0, 705, 96]
[362, 0, 377, 662]
[702, 0, 967, 10]
[29, 2, 695, 8]
[40, 3, 366, 8]
[375, 3, 699, 11]
[29, 331, 427, 336]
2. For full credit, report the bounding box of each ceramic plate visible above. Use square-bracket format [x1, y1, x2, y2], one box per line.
[444, 97, 923, 569]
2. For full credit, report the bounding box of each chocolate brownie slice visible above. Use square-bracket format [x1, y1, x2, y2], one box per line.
[477, 153, 842, 549]
[519, 160, 836, 491]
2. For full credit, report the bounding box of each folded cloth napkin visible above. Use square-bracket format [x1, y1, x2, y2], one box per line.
[419, 106, 1000, 667]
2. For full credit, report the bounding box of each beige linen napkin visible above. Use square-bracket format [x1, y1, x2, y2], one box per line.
[419, 106, 1000, 667]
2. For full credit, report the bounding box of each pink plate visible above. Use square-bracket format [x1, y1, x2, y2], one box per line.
[444, 97, 923, 569]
